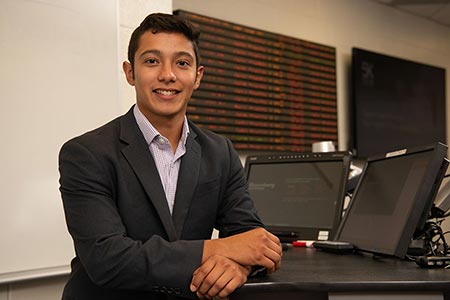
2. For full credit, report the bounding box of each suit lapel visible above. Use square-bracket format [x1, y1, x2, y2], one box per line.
[172, 131, 201, 239]
[119, 109, 177, 241]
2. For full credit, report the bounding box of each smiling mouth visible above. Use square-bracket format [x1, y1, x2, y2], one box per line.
[154, 89, 179, 96]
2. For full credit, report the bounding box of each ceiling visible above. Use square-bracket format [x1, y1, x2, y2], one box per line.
[373, 0, 450, 27]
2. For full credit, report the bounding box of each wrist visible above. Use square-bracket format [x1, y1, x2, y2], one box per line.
[202, 239, 226, 263]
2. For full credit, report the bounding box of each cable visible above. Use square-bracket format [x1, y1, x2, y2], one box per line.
[418, 219, 449, 257]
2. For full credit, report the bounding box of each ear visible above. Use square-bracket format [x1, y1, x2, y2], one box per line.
[122, 61, 135, 86]
[193, 65, 204, 90]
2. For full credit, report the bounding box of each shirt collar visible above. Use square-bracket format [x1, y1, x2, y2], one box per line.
[133, 105, 190, 146]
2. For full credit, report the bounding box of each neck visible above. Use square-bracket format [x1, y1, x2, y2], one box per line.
[151, 115, 185, 153]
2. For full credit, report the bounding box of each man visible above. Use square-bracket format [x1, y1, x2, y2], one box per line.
[59, 12, 281, 300]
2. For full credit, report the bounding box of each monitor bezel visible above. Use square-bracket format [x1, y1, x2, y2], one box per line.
[335, 143, 448, 258]
[244, 151, 352, 241]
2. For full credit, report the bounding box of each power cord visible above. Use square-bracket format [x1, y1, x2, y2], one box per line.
[419, 219, 448, 256]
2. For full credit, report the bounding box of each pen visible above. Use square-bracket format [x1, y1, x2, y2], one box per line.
[292, 240, 316, 248]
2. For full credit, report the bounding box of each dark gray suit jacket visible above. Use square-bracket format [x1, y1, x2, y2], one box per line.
[59, 106, 263, 300]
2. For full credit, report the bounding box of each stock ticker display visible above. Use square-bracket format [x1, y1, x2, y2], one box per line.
[176, 10, 337, 152]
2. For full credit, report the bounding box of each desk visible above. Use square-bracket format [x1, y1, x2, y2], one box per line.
[234, 248, 450, 300]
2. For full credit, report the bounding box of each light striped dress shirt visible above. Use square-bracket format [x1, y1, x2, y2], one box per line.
[133, 105, 189, 214]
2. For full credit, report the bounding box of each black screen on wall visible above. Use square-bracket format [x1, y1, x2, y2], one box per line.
[351, 48, 446, 158]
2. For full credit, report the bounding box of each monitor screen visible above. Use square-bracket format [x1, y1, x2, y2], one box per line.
[351, 48, 446, 158]
[337, 143, 448, 258]
[245, 152, 351, 241]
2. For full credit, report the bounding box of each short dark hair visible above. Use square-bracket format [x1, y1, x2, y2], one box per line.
[127, 13, 201, 70]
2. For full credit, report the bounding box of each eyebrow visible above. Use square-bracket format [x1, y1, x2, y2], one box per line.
[139, 49, 161, 59]
[139, 49, 195, 61]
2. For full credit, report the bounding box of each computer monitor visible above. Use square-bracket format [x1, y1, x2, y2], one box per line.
[244, 152, 351, 241]
[336, 143, 448, 258]
[433, 176, 450, 217]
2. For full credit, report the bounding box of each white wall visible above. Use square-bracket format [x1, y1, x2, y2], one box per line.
[0, 0, 120, 284]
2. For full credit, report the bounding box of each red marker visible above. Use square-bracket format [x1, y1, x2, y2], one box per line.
[292, 240, 315, 248]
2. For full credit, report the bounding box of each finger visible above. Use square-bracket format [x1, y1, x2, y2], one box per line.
[262, 246, 283, 272]
[267, 234, 282, 253]
[215, 271, 246, 299]
[259, 244, 282, 268]
[197, 263, 226, 296]
[267, 243, 282, 261]
[255, 256, 277, 273]
[272, 255, 282, 271]
[190, 259, 216, 293]
[265, 245, 282, 262]
[266, 230, 281, 243]
[216, 280, 241, 299]
[208, 267, 246, 299]
[205, 271, 233, 298]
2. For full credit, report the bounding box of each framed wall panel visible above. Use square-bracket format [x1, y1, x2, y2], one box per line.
[176, 10, 337, 152]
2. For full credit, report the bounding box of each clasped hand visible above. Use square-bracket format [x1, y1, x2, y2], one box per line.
[190, 228, 282, 299]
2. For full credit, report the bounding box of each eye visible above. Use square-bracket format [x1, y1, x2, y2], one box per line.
[144, 58, 158, 65]
[177, 60, 191, 68]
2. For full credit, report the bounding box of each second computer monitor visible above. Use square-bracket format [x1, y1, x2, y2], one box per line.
[336, 143, 448, 258]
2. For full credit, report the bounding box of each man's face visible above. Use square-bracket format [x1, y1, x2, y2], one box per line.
[123, 31, 203, 123]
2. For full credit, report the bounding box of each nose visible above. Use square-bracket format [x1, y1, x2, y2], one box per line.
[158, 64, 176, 83]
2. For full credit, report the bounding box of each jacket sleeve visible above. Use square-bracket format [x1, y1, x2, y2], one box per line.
[59, 138, 201, 299]
[215, 137, 265, 238]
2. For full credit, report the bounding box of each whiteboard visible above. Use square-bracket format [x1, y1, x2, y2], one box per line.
[0, 0, 121, 282]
